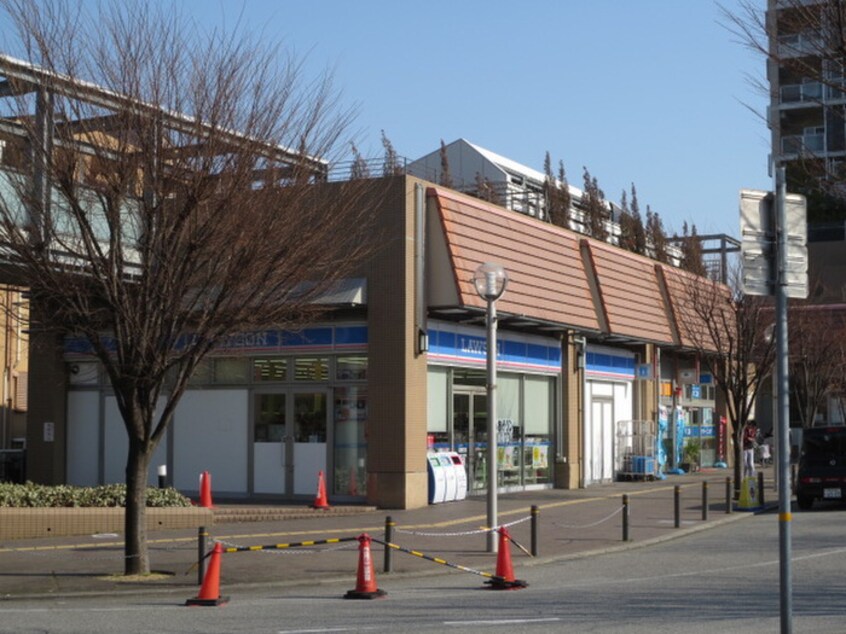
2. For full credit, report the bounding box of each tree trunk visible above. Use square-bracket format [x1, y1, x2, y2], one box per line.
[125, 442, 152, 575]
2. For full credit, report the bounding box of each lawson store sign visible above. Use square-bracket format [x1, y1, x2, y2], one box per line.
[427, 321, 561, 374]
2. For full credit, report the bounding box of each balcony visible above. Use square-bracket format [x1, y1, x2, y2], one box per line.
[781, 133, 825, 154]
[780, 82, 823, 104]
[778, 32, 822, 58]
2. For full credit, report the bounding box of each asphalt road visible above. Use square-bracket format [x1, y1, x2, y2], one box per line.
[1, 504, 845, 633]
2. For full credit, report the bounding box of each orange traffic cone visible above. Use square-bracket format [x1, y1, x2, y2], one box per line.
[344, 533, 386, 599]
[199, 471, 214, 508]
[311, 470, 330, 509]
[485, 526, 528, 590]
[186, 542, 229, 606]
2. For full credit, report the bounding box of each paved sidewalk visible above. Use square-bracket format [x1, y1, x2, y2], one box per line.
[0, 468, 777, 600]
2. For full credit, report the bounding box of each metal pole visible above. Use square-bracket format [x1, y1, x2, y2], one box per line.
[384, 516, 394, 573]
[530, 505, 539, 556]
[775, 166, 793, 633]
[622, 494, 630, 542]
[486, 296, 499, 553]
[772, 369, 779, 494]
[702, 481, 709, 521]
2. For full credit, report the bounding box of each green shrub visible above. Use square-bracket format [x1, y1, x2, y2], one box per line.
[0, 482, 192, 508]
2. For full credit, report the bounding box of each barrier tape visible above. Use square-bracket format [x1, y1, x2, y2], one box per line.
[502, 515, 532, 528]
[370, 536, 506, 583]
[553, 505, 623, 529]
[220, 536, 359, 554]
[217, 539, 356, 555]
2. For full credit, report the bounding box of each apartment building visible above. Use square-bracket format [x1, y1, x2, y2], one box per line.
[767, 0, 846, 202]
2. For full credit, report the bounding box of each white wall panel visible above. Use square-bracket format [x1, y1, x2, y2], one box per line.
[104, 396, 168, 486]
[66, 392, 100, 486]
[173, 389, 248, 494]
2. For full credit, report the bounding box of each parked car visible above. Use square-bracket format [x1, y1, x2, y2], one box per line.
[795, 426, 846, 510]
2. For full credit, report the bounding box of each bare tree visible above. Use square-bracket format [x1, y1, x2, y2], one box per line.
[679, 266, 775, 491]
[618, 189, 636, 252]
[349, 142, 371, 180]
[646, 206, 669, 263]
[439, 139, 453, 188]
[381, 130, 403, 176]
[581, 167, 608, 241]
[542, 153, 570, 229]
[680, 222, 707, 277]
[629, 183, 647, 256]
[0, 0, 379, 575]
[789, 304, 846, 427]
[473, 171, 500, 204]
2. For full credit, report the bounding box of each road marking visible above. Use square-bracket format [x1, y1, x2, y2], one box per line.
[444, 617, 561, 626]
[278, 629, 378, 634]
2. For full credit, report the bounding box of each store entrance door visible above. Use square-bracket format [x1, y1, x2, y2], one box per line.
[587, 397, 614, 485]
[453, 390, 488, 493]
[253, 390, 328, 496]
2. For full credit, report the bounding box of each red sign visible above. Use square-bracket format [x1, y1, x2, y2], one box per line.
[717, 416, 727, 462]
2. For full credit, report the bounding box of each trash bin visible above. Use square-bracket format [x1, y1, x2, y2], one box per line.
[449, 452, 468, 501]
[427, 453, 447, 504]
[439, 454, 458, 502]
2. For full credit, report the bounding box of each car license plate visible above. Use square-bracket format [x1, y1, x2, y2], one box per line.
[823, 488, 842, 499]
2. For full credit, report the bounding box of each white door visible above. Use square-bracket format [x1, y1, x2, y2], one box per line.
[253, 389, 329, 496]
[291, 391, 328, 496]
[587, 398, 614, 485]
[253, 392, 288, 494]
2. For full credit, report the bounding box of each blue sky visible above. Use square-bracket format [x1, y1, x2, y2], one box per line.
[181, 0, 770, 238]
[26, 1, 776, 238]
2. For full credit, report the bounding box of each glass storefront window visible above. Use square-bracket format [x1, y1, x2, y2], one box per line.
[336, 356, 367, 381]
[295, 357, 328, 382]
[255, 393, 286, 442]
[524, 376, 552, 485]
[334, 386, 367, 496]
[427, 367, 449, 448]
[188, 359, 213, 385]
[214, 357, 249, 383]
[254, 358, 287, 381]
[442, 368, 555, 489]
[293, 392, 327, 442]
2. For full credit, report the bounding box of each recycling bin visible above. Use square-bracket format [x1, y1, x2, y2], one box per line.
[427, 453, 447, 504]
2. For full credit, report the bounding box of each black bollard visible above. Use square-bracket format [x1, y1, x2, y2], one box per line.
[197, 525, 208, 585]
[530, 505, 539, 557]
[622, 494, 630, 542]
[384, 516, 395, 573]
[702, 481, 709, 521]
[725, 477, 732, 514]
[674, 485, 681, 528]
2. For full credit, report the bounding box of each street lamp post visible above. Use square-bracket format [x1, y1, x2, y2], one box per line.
[472, 262, 508, 553]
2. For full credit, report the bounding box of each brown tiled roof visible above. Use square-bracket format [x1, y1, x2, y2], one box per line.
[659, 264, 724, 351]
[429, 187, 600, 331]
[584, 239, 673, 343]
[428, 186, 728, 351]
